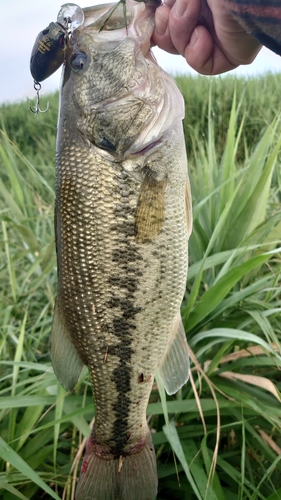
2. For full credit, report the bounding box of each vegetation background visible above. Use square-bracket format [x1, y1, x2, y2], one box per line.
[0, 73, 281, 500]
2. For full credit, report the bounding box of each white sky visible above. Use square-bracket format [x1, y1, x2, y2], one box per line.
[1, 0, 281, 105]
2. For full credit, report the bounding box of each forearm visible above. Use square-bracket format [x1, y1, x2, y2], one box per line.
[224, 0, 281, 56]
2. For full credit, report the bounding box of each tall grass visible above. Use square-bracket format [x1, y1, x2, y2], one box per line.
[0, 73, 280, 500]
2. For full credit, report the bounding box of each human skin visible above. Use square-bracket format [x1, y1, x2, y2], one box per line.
[152, 0, 262, 75]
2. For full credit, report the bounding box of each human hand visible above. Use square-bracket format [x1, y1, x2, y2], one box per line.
[152, 0, 262, 75]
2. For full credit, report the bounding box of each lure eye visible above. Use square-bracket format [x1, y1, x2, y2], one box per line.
[70, 51, 89, 73]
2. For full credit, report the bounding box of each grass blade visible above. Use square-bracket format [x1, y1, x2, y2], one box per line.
[0, 437, 61, 500]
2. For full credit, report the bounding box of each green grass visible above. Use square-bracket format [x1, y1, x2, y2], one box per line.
[0, 73, 281, 499]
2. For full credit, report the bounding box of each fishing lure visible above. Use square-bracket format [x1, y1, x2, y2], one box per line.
[30, 21, 68, 83]
[30, 4, 84, 82]
[29, 3, 84, 113]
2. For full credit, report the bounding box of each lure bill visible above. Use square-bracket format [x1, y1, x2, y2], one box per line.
[30, 1, 192, 498]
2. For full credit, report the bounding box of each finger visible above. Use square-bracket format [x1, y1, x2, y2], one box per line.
[163, 0, 176, 6]
[153, 4, 178, 54]
[183, 25, 237, 75]
[168, 0, 202, 56]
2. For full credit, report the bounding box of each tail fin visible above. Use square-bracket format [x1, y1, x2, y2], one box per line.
[75, 433, 157, 500]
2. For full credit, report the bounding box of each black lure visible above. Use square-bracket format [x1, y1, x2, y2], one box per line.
[30, 22, 68, 82]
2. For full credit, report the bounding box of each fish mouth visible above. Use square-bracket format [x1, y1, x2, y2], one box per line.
[82, 0, 160, 35]
[83, 2, 129, 30]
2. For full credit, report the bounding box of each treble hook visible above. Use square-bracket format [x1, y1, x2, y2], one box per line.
[30, 81, 49, 114]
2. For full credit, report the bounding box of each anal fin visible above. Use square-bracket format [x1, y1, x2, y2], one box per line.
[51, 298, 84, 392]
[158, 312, 189, 395]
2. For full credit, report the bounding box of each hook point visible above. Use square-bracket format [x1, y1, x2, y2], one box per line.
[29, 80, 49, 114]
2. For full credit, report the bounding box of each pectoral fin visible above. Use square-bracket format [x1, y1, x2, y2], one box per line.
[158, 313, 189, 395]
[135, 170, 167, 243]
[51, 298, 84, 392]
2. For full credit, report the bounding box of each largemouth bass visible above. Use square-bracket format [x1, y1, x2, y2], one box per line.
[48, 1, 192, 498]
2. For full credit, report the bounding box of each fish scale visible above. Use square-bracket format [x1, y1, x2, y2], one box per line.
[46, 1, 192, 498]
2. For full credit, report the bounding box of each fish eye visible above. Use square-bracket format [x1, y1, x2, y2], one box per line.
[70, 51, 89, 73]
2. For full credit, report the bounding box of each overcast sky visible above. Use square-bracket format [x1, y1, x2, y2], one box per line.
[1, 0, 281, 105]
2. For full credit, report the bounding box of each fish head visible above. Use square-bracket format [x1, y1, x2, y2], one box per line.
[82, 0, 160, 53]
[61, 0, 160, 98]
[59, 0, 183, 159]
